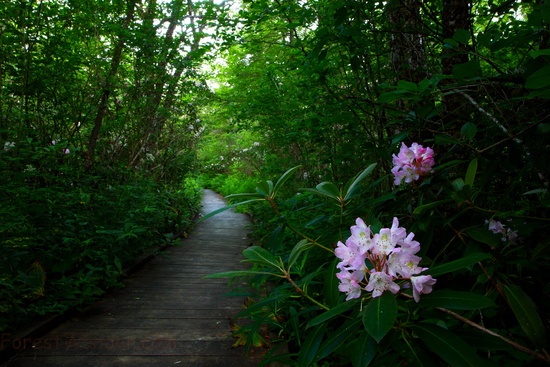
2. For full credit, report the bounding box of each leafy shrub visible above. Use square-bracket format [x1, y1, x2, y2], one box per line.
[207, 146, 549, 366]
[0, 138, 201, 332]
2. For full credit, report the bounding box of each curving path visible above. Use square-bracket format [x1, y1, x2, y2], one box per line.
[4, 189, 264, 367]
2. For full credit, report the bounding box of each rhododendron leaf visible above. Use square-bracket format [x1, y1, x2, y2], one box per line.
[306, 298, 359, 328]
[413, 324, 484, 366]
[465, 158, 478, 187]
[288, 239, 312, 271]
[255, 180, 273, 196]
[243, 246, 282, 270]
[418, 290, 495, 310]
[344, 163, 377, 201]
[317, 318, 362, 360]
[434, 134, 459, 145]
[466, 227, 501, 246]
[349, 333, 377, 367]
[426, 253, 491, 277]
[273, 165, 301, 197]
[362, 292, 397, 343]
[297, 323, 327, 367]
[316, 181, 341, 199]
[324, 258, 341, 308]
[413, 199, 453, 215]
[502, 284, 546, 348]
[197, 199, 265, 222]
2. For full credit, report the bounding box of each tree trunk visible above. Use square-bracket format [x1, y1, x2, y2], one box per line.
[441, 0, 471, 121]
[387, 0, 427, 84]
[87, 0, 136, 167]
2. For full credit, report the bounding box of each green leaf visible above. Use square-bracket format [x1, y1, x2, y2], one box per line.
[529, 49, 550, 58]
[434, 134, 459, 145]
[466, 227, 501, 246]
[362, 292, 397, 343]
[397, 80, 418, 91]
[526, 65, 550, 89]
[297, 323, 326, 367]
[287, 239, 312, 271]
[502, 284, 546, 348]
[197, 199, 265, 222]
[316, 181, 341, 199]
[464, 158, 478, 187]
[460, 122, 477, 140]
[522, 188, 548, 195]
[377, 90, 413, 103]
[453, 29, 471, 44]
[306, 299, 359, 328]
[255, 180, 273, 197]
[413, 199, 453, 215]
[452, 178, 465, 191]
[349, 333, 377, 367]
[343, 163, 377, 201]
[273, 165, 301, 197]
[243, 246, 282, 270]
[426, 253, 491, 277]
[418, 290, 496, 310]
[317, 318, 362, 360]
[413, 324, 485, 366]
[324, 258, 341, 308]
[452, 60, 482, 79]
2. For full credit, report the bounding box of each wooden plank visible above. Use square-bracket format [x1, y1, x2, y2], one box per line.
[7, 354, 264, 367]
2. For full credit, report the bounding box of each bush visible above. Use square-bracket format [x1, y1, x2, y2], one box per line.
[0, 139, 202, 332]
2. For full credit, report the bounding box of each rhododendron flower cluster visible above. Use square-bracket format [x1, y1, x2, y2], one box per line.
[392, 142, 435, 185]
[335, 217, 436, 302]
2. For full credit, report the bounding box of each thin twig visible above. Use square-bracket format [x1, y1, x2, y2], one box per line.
[436, 307, 550, 363]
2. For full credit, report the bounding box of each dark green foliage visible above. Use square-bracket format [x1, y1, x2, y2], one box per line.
[0, 140, 202, 331]
[200, 0, 550, 365]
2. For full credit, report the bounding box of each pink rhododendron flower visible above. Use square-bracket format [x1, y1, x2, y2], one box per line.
[392, 142, 435, 185]
[366, 271, 400, 297]
[337, 270, 364, 300]
[411, 275, 437, 302]
[335, 217, 435, 302]
[335, 239, 366, 270]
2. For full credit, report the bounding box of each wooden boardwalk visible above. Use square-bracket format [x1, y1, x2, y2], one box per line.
[4, 189, 264, 366]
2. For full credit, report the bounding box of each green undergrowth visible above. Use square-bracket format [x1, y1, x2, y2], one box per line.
[0, 143, 202, 333]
